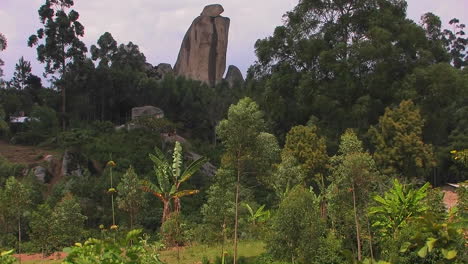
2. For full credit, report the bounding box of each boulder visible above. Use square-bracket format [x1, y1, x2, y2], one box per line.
[224, 65, 244, 87]
[174, 4, 230, 86]
[61, 150, 85, 177]
[131, 106, 164, 120]
[156, 63, 173, 78]
[201, 4, 224, 17]
[33, 166, 47, 183]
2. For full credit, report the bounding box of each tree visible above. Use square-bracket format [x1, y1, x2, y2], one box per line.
[90, 32, 117, 68]
[117, 166, 144, 229]
[10, 57, 32, 90]
[267, 185, 324, 264]
[216, 97, 267, 264]
[201, 168, 236, 242]
[142, 141, 207, 224]
[0, 33, 6, 79]
[282, 125, 329, 180]
[51, 192, 87, 248]
[28, 0, 88, 129]
[328, 130, 380, 261]
[29, 204, 54, 255]
[369, 100, 436, 178]
[2, 177, 31, 256]
[443, 18, 468, 69]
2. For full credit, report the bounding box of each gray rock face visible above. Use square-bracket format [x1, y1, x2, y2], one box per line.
[33, 166, 47, 183]
[201, 4, 224, 17]
[61, 150, 85, 177]
[131, 106, 164, 120]
[156, 63, 173, 78]
[225, 65, 244, 87]
[174, 4, 230, 86]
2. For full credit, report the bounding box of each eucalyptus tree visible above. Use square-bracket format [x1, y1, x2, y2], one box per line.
[0, 33, 6, 79]
[216, 97, 278, 264]
[117, 166, 144, 229]
[28, 0, 87, 129]
[328, 130, 381, 261]
[11, 57, 32, 90]
[2, 177, 31, 256]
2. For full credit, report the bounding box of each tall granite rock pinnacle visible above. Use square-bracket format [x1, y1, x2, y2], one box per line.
[174, 4, 230, 86]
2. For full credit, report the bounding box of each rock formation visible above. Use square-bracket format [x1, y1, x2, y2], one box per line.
[224, 65, 244, 87]
[131, 106, 164, 120]
[174, 4, 230, 86]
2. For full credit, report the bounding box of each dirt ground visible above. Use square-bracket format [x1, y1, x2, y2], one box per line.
[441, 185, 459, 210]
[13, 252, 67, 262]
[0, 140, 59, 165]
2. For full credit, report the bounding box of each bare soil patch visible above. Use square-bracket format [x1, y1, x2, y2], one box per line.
[0, 140, 59, 165]
[13, 252, 67, 262]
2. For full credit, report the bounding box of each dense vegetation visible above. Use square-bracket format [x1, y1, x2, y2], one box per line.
[0, 0, 467, 263]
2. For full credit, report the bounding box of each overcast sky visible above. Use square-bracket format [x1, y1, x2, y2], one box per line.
[1, 0, 467, 83]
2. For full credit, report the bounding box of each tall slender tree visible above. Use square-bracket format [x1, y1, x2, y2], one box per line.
[28, 0, 87, 129]
[216, 97, 267, 264]
[11, 57, 32, 90]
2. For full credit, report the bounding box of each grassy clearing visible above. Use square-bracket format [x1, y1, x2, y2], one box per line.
[160, 240, 265, 264]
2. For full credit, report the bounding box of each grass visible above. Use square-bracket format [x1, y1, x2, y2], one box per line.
[160, 240, 265, 264]
[13, 240, 266, 264]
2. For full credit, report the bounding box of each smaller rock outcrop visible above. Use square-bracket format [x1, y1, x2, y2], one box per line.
[155, 63, 173, 79]
[131, 106, 164, 120]
[224, 65, 244, 87]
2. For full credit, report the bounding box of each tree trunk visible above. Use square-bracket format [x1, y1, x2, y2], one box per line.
[233, 154, 241, 264]
[162, 199, 171, 224]
[174, 197, 181, 213]
[352, 185, 362, 261]
[18, 215, 22, 264]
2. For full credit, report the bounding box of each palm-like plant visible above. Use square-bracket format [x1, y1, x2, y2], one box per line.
[369, 179, 430, 238]
[141, 141, 207, 223]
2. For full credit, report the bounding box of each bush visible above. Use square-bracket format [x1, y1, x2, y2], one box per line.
[63, 229, 164, 264]
[266, 185, 325, 264]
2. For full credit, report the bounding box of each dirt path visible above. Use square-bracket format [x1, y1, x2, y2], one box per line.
[14, 252, 67, 262]
[0, 140, 59, 165]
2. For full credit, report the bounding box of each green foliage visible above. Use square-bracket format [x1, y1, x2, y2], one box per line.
[11, 57, 32, 90]
[266, 185, 324, 264]
[0, 104, 8, 137]
[160, 212, 190, 247]
[328, 129, 380, 260]
[269, 155, 307, 200]
[217, 97, 266, 158]
[50, 193, 87, 249]
[29, 204, 54, 255]
[200, 168, 236, 242]
[369, 100, 436, 179]
[117, 166, 144, 229]
[0, 249, 15, 264]
[282, 125, 328, 179]
[400, 212, 467, 262]
[63, 229, 164, 264]
[369, 179, 430, 238]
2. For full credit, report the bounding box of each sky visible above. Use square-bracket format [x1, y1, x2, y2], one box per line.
[1, 0, 467, 84]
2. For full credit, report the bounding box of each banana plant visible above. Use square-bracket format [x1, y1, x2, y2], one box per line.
[243, 203, 270, 226]
[141, 141, 207, 224]
[369, 179, 430, 238]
